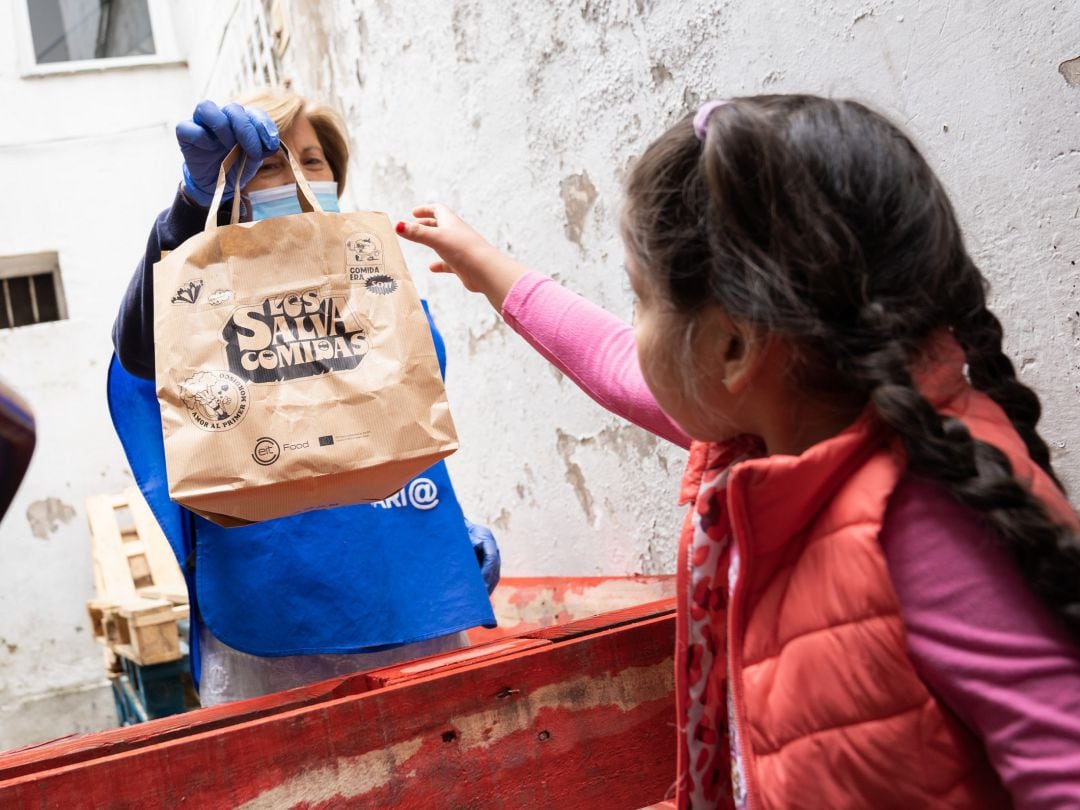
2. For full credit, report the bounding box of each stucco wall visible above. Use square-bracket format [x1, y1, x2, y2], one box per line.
[250, 0, 1080, 581]
[0, 0, 194, 749]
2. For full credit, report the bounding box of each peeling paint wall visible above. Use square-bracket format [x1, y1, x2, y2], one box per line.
[1061, 56, 1080, 88]
[192, 0, 1080, 581]
[0, 0, 195, 749]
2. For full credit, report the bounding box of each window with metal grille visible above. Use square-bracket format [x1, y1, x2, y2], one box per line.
[26, 0, 155, 65]
[202, 0, 285, 101]
[0, 253, 68, 329]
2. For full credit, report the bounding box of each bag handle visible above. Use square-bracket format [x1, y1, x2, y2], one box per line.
[204, 143, 324, 232]
[204, 146, 246, 232]
[279, 142, 324, 215]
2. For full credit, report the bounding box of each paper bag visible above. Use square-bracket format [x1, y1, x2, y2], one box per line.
[152, 145, 457, 526]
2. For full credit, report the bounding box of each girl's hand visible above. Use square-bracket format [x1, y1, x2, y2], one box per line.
[396, 205, 528, 311]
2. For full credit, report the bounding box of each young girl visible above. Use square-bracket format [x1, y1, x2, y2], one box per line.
[398, 95, 1080, 808]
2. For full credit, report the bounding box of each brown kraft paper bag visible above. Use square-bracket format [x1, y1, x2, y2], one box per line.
[152, 145, 457, 526]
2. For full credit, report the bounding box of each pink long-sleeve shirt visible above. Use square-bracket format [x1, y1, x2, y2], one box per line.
[502, 271, 1080, 808]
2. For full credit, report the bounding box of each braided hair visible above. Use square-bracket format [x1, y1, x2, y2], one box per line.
[622, 94, 1080, 634]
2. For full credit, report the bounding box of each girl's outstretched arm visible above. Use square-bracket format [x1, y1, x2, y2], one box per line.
[501, 272, 690, 449]
[398, 206, 690, 448]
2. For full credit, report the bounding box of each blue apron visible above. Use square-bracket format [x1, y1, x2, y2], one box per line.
[108, 301, 494, 681]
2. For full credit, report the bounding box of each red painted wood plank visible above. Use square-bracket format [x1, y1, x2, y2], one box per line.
[364, 638, 551, 688]
[524, 597, 676, 642]
[0, 598, 674, 784]
[470, 575, 676, 644]
[1, 612, 676, 809]
[0, 670, 371, 781]
[0, 578, 671, 780]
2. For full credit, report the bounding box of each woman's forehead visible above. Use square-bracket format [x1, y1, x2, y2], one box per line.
[283, 115, 322, 150]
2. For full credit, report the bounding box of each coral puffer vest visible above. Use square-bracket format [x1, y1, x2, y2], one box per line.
[673, 336, 1080, 809]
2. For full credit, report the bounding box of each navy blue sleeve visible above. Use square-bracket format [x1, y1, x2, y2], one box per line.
[112, 189, 230, 380]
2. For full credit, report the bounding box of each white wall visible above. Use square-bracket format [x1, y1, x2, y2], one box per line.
[248, 0, 1080, 582]
[0, 0, 194, 749]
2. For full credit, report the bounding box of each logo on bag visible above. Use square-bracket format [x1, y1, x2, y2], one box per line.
[171, 279, 203, 305]
[364, 274, 398, 296]
[179, 370, 249, 431]
[221, 287, 371, 384]
[252, 437, 280, 465]
[346, 232, 384, 282]
[208, 289, 233, 306]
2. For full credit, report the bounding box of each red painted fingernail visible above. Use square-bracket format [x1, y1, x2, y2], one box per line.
[395, 221, 406, 234]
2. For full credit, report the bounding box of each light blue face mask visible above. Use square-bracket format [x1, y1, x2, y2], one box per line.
[247, 181, 340, 220]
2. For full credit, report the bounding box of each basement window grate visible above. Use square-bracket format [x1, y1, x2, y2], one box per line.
[0, 253, 67, 329]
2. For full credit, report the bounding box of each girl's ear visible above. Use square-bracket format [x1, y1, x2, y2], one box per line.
[697, 307, 766, 395]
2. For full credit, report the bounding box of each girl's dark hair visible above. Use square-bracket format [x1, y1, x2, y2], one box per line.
[623, 94, 1080, 633]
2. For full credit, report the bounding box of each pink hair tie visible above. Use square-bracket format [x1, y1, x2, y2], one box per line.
[693, 99, 729, 141]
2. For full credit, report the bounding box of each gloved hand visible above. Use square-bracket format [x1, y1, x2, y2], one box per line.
[465, 519, 501, 594]
[176, 100, 279, 206]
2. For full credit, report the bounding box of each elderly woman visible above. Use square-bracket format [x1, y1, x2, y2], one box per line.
[111, 88, 499, 705]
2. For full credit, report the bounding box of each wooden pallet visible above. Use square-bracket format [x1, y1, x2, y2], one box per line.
[85, 488, 189, 666]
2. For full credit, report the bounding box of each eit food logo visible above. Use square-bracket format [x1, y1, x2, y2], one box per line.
[221, 288, 370, 384]
[252, 437, 280, 465]
[179, 371, 249, 431]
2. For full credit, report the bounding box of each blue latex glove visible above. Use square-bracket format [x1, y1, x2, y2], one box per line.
[465, 519, 501, 594]
[176, 100, 279, 206]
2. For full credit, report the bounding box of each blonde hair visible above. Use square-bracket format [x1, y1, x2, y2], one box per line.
[235, 86, 350, 193]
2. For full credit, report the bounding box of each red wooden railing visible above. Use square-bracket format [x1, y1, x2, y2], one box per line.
[1, 596, 677, 809]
